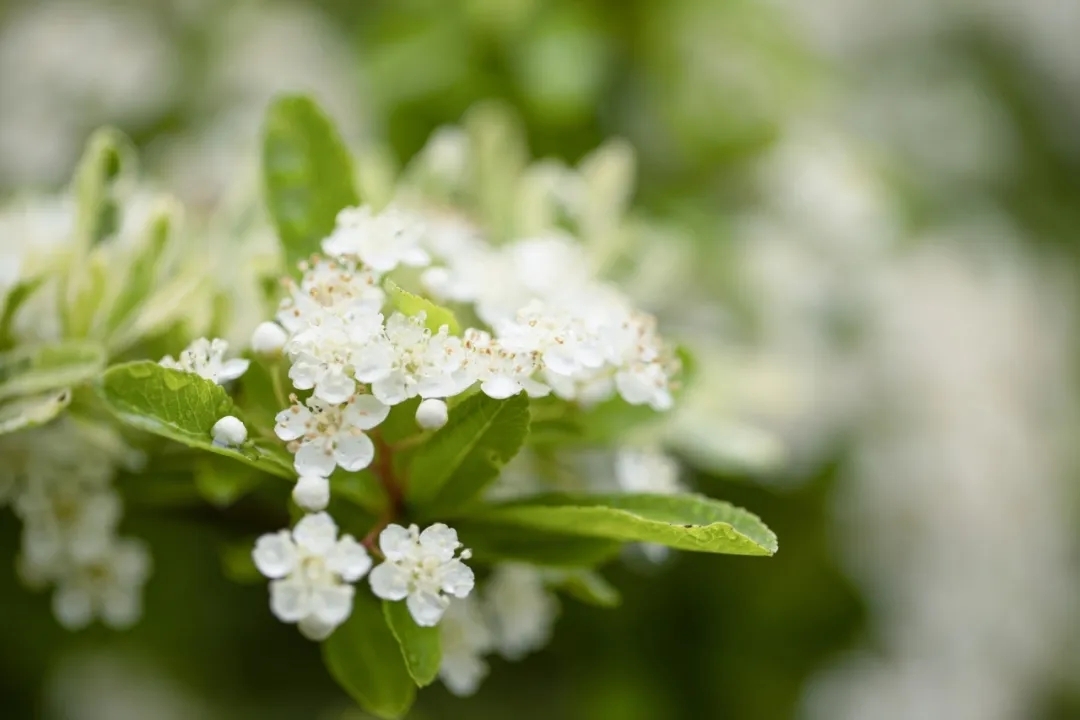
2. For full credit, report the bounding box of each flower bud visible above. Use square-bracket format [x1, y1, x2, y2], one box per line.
[293, 474, 330, 512]
[212, 415, 247, 447]
[251, 322, 288, 356]
[415, 398, 449, 430]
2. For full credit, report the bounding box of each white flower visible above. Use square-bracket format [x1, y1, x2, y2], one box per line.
[614, 449, 684, 495]
[274, 394, 389, 476]
[252, 512, 372, 641]
[15, 482, 122, 577]
[439, 597, 495, 696]
[250, 321, 288, 356]
[369, 523, 475, 627]
[483, 564, 558, 660]
[159, 338, 249, 384]
[292, 473, 330, 512]
[365, 313, 472, 406]
[211, 415, 247, 448]
[415, 398, 449, 430]
[51, 537, 152, 630]
[463, 329, 548, 400]
[323, 205, 430, 274]
[277, 258, 383, 334]
[285, 311, 385, 403]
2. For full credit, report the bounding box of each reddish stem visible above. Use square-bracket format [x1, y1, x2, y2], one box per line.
[362, 433, 404, 554]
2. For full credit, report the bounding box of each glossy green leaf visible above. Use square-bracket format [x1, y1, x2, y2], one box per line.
[0, 342, 106, 402]
[385, 279, 461, 335]
[407, 392, 530, 511]
[456, 521, 621, 567]
[0, 389, 73, 436]
[262, 95, 359, 268]
[323, 593, 416, 719]
[95, 361, 294, 479]
[383, 600, 441, 687]
[470, 493, 778, 556]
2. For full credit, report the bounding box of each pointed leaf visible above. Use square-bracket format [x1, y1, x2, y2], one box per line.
[323, 593, 416, 719]
[0, 388, 72, 435]
[555, 570, 621, 608]
[407, 392, 530, 511]
[262, 95, 359, 267]
[95, 361, 294, 479]
[385, 279, 460, 335]
[383, 600, 441, 687]
[470, 493, 778, 556]
[0, 342, 106, 401]
[456, 521, 621, 568]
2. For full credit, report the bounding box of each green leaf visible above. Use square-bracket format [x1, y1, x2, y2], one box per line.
[0, 277, 45, 349]
[262, 95, 359, 268]
[385, 279, 461, 335]
[330, 469, 388, 514]
[0, 342, 106, 402]
[407, 392, 530, 512]
[471, 493, 778, 556]
[0, 388, 73, 435]
[95, 361, 294, 479]
[556, 570, 621, 608]
[323, 593, 416, 719]
[383, 600, 441, 687]
[195, 457, 262, 508]
[72, 127, 134, 247]
[105, 201, 175, 334]
[456, 521, 621, 568]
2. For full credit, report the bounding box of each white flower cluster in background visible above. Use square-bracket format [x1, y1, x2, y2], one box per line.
[438, 564, 559, 696]
[0, 418, 150, 630]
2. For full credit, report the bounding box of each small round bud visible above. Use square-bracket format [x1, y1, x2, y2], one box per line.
[250, 322, 288, 356]
[212, 415, 247, 447]
[293, 474, 330, 512]
[415, 398, 449, 430]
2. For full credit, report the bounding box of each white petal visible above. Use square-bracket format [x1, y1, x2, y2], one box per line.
[252, 531, 297, 578]
[52, 585, 93, 630]
[217, 358, 250, 383]
[438, 560, 475, 598]
[315, 370, 356, 405]
[292, 512, 338, 555]
[440, 654, 489, 697]
[274, 407, 309, 441]
[378, 523, 417, 560]
[369, 562, 410, 601]
[310, 583, 355, 627]
[298, 614, 339, 641]
[270, 579, 310, 622]
[288, 359, 318, 390]
[333, 433, 375, 472]
[408, 590, 450, 627]
[418, 523, 460, 562]
[292, 474, 331, 512]
[326, 535, 372, 581]
[295, 442, 337, 477]
[101, 587, 142, 629]
[346, 394, 391, 430]
[481, 376, 519, 399]
[371, 374, 409, 406]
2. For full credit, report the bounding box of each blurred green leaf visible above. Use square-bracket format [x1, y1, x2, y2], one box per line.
[385, 279, 461, 334]
[0, 341, 106, 402]
[323, 593, 416, 719]
[96, 361, 294, 479]
[383, 600, 441, 687]
[469, 493, 778, 556]
[407, 392, 530, 511]
[555, 570, 621, 608]
[0, 277, 44, 349]
[72, 127, 133, 248]
[0, 388, 72, 436]
[219, 538, 263, 584]
[105, 201, 175, 335]
[262, 95, 359, 268]
[195, 457, 262, 508]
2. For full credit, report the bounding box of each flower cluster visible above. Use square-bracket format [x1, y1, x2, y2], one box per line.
[0, 418, 150, 629]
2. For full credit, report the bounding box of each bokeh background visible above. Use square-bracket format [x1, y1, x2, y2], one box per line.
[2, 0, 1080, 718]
